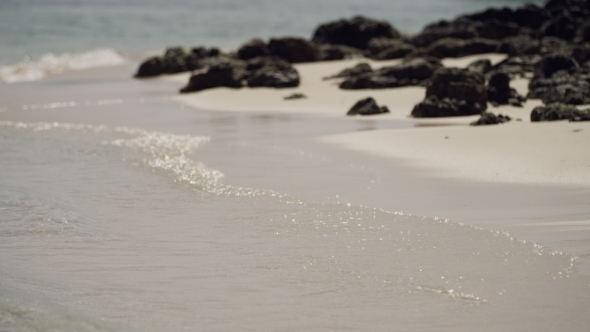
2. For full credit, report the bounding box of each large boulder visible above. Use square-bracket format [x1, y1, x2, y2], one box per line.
[480, 20, 521, 40]
[497, 35, 540, 56]
[346, 97, 390, 116]
[410, 19, 480, 48]
[135, 46, 219, 77]
[268, 37, 318, 63]
[312, 16, 400, 50]
[513, 4, 549, 29]
[412, 67, 488, 117]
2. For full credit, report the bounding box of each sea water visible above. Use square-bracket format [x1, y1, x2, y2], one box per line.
[0, 64, 589, 331]
[1, 0, 545, 82]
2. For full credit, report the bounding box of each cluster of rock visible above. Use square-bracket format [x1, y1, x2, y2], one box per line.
[134, 0, 590, 123]
[531, 103, 590, 121]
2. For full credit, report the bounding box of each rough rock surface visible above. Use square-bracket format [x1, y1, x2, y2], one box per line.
[467, 59, 492, 75]
[372, 43, 417, 60]
[246, 56, 300, 88]
[324, 63, 372, 80]
[530, 103, 581, 121]
[316, 44, 364, 61]
[339, 58, 442, 90]
[346, 97, 390, 116]
[470, 112, 512, 125]
[135, 47, 219, 77]
[312, 16, 401, 50]
[528, 53, 590, 104]
[426, 38, 499, 58]
[412, 67, 488, 117]
[237, 39, 270, 60]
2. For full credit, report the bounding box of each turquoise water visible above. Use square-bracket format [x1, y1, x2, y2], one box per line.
[1, 0, 545, 66]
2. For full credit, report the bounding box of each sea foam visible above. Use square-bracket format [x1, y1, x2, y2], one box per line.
[0, 48, 126, 83]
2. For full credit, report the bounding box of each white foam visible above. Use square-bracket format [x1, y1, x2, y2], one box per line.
[0, 48, 126, 83]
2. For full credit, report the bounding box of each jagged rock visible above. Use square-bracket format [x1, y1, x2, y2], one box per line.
[372, 43, 416, 60]
[268, 37, 317, 63]
[316, 44, 364, 61]
[312, 16, 400, 50]
[470, 112, 511, 125]
[467, 59, 492, 75]
[530, 103, 580, 121]
[180, 63, 244, 93]
[540, 13, 577, 41]
[237, 38, 270, 60]
[487, 72, 526, 106]
[412, 67, 487, 117]
[245, 56, 300, 88]
[135, 46, 220, 77]
[537, 53, 579, 78]
[324, 63, 372, 80]
[426, 38, 499, 58]
[347, 97, 390, 116]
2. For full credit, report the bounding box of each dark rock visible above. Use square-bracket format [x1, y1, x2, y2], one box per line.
[377, 57, 442, 81]
[284, 93, 307, 100]
[412, 67, 487, 117]
[577, 21, 590, 42]
[268, 37, 317, 63]
[540, 13, 577, 41]
[367, 37, 403, 55]
[316, 44, 364, 61]
[347, 97, 390, 116]
[467, 59, 492, 74]
[339, 57, 442, 90]
[498, 35, 540, 56]
[312, 16, 401, 50]
[191, 47, 220, 58]
[513, 4, 549, 29]
[461, 7, 515, 23]
[530, 103, 579, 121]
[135, 57, 165, 77]
[570, 108, 590, 121]
[537, 53, 578, 78]
[491, 54, 542, 77]
[339, 76, 400, 89]
[470, 112, 511, 125]
[426, 38, 499, 58]
[237, 38, 270, 60]
[372, 43, 416, 60]
[410, 19, 480, 48]
[180, 63, 244, 93]
[480, 20, 521, 40]
[245, 56, 300, 88]
[324, 62, 372, 80]
[487, 72, 526, 107]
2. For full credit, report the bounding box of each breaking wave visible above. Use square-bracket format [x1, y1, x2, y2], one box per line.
[0, 48, 126, 83]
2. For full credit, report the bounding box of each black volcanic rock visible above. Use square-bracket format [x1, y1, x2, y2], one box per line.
[312, 16, 400, 50]
[268, 37, 318, 63]
[467, 59, 492, 75]
[316, 44, 364, 61]
[347, 97, 390, 116]
[324, 62, 372, 80]
[372, 43, 417, 60]
[410, 18, 481, 48]
[412, 67, 488, 117]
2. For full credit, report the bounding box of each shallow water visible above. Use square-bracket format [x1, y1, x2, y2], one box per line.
[1, 118, 590, 331]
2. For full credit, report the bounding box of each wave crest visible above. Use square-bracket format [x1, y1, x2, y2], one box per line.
[0, 48, 126, 83]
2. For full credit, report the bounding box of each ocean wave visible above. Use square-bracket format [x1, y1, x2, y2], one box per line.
[0, 48, 127, 83]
